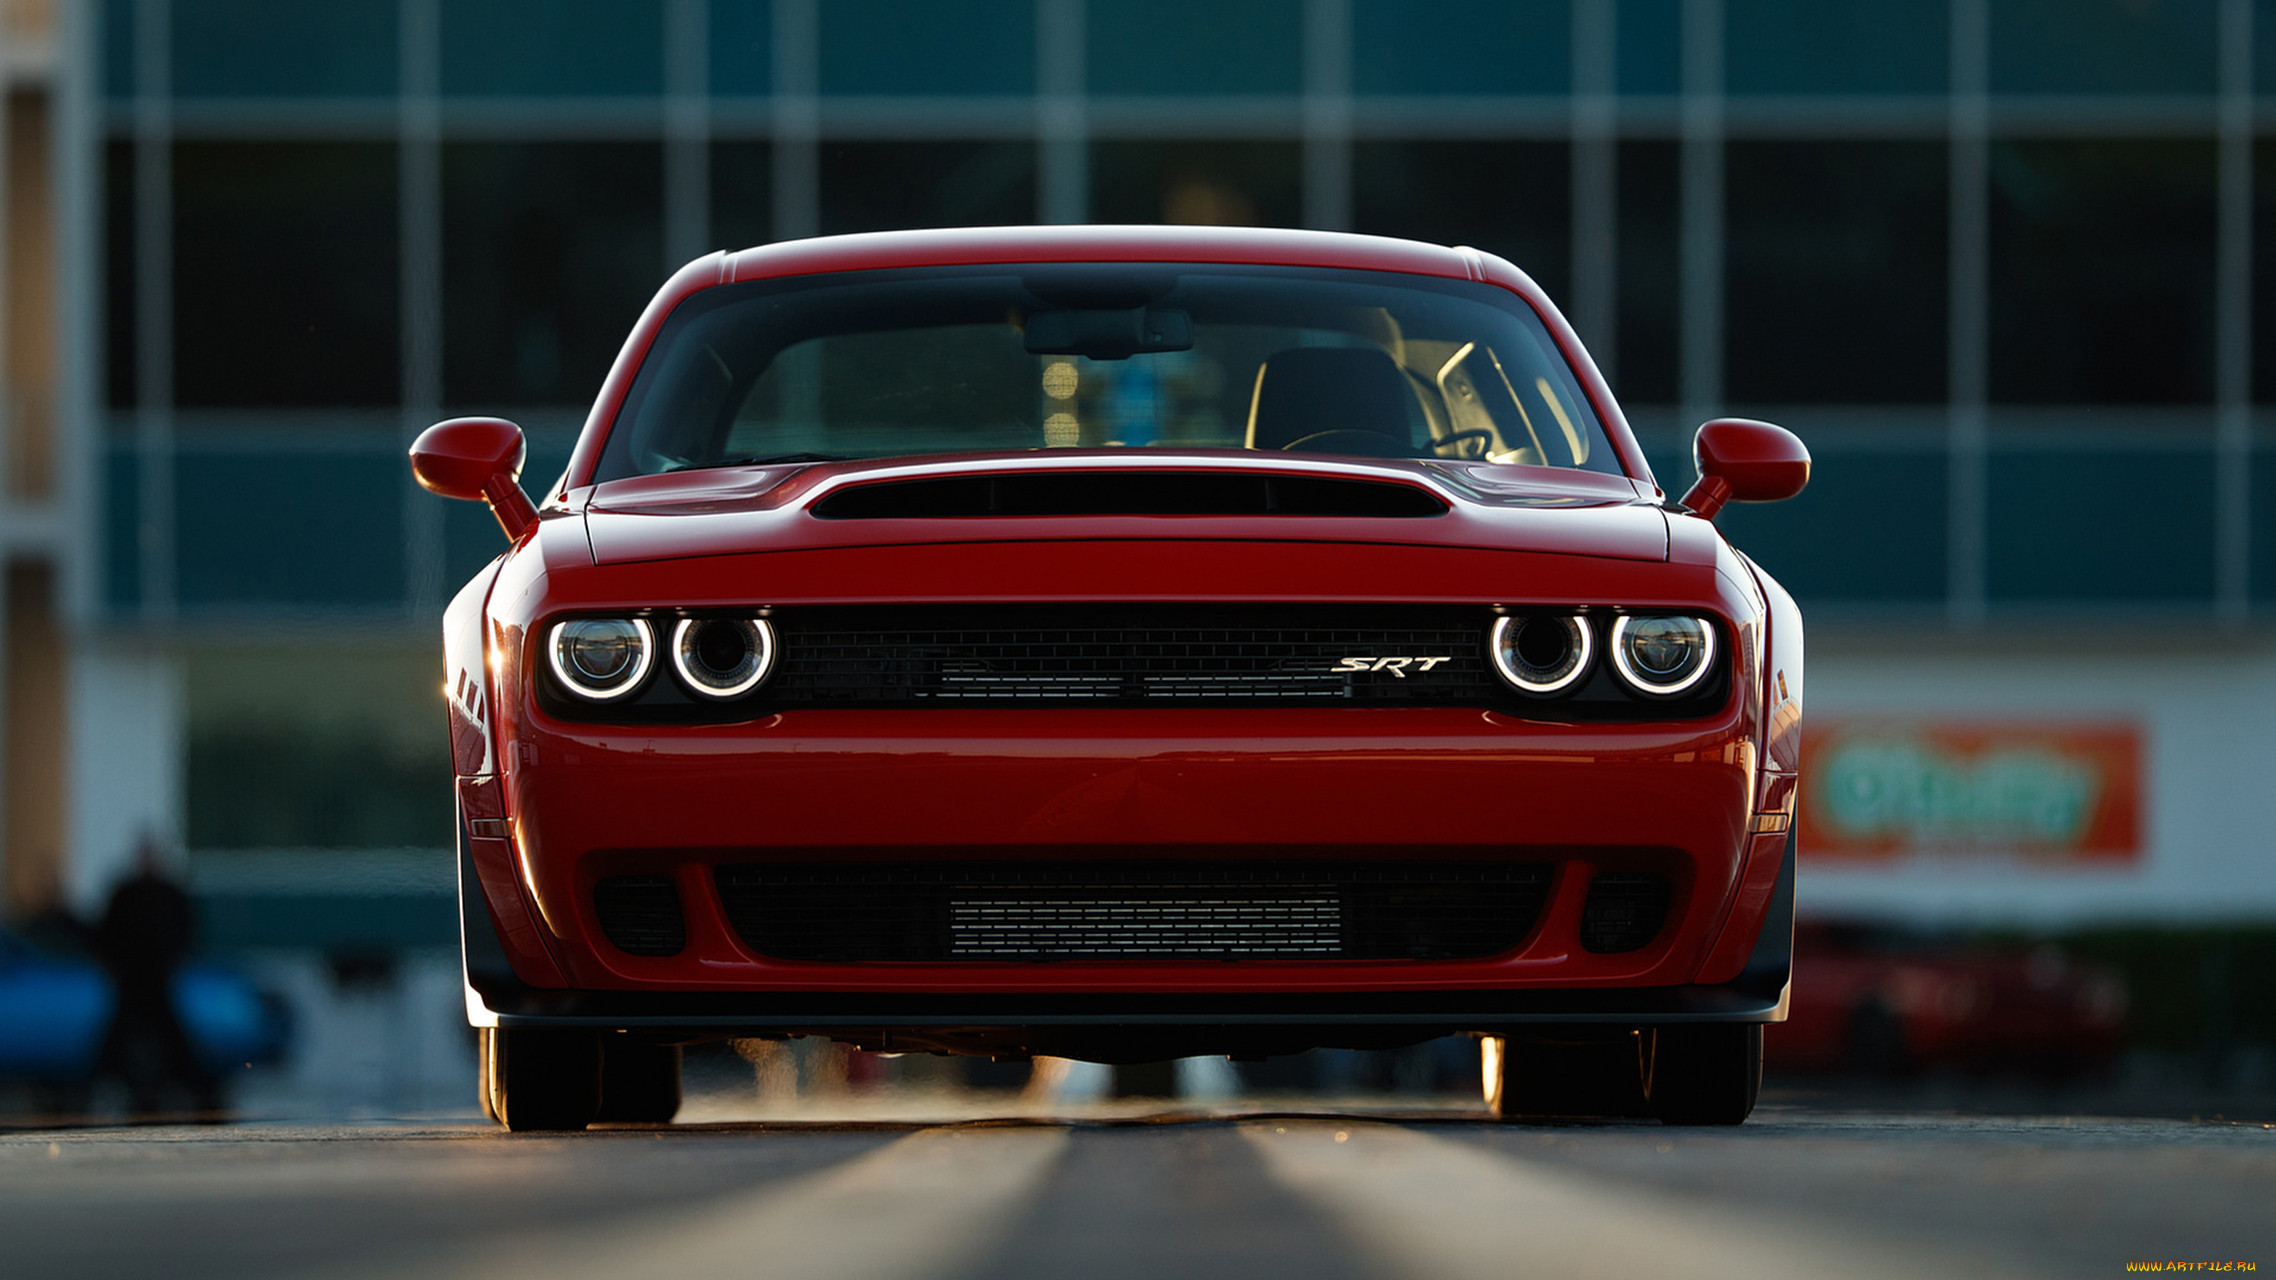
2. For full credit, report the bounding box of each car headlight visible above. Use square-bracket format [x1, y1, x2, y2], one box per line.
[1609, 615, 1715, 696]
[671, 616, 776, 699]
[548, 617, 655, 701]
[1489, 614, 1592, 694]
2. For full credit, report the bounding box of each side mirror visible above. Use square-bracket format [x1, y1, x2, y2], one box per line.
[1679, 418, 1810, 520]
[410, 417, 539, 540]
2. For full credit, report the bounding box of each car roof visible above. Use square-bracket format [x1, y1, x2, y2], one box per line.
[723, 224, 1490, 286]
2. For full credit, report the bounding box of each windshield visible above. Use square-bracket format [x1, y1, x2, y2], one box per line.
[595, 263, 1622, 483]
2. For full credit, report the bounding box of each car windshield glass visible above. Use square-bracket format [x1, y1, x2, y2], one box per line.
[595, 263, 1622, 482]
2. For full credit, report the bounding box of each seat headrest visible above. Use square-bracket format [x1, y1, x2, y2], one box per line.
[1245, 347, 1416, 453]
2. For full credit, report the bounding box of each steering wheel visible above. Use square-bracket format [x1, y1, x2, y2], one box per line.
[1429, 429, 1497, 458]
[1281, 429, 1424, 458]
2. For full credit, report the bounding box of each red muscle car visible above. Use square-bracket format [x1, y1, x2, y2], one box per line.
[1771, 921, 2127, 1078]
[410, 225, 1811, 1130]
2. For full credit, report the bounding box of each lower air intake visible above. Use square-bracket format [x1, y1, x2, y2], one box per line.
[1578, 872, 1672, 953]
[714, 861, 1550, 962]
[594, 875, 687, 957]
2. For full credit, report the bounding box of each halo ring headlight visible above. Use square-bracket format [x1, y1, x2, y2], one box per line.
[1490, 613, 1593, 695]
[1609, 615, 1716, 696]
[671, 616, 776, 700]
[547, 617, 655, 702]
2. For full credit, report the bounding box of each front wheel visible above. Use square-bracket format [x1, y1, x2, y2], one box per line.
[483, 1028, 602, 1132]
[596, 1040, 683, 1124]
[1644, 1024, 1762, 1126]
[1482, 1031, 1650, 1120]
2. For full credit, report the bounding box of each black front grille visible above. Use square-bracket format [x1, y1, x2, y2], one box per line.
[594, 876, 687, 956]
[715, 861, 1552, 962]
[767, 605, 1495, 707]
[1578, 872, 1672, 953]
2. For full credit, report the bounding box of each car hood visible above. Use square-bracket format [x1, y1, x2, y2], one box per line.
[575, 451, 1670, 566]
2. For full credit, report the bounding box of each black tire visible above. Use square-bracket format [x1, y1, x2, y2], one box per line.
[487, 1028, 602, 1132]
[1484, 1032, 1650, 1120]
[596, 1040, 683, 1124]
[1645, 1024, 1762, 1126]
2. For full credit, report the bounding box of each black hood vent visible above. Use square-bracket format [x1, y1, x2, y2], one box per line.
[811, 471, 1449, 519]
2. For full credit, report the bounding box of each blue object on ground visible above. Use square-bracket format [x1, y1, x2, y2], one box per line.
[0, 926, 290, 1081]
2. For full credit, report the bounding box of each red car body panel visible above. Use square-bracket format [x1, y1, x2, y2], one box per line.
[441, 226, 1800, 1045]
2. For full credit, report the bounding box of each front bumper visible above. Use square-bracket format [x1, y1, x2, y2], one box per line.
[462, 705, 1788, 1028]
[462, 835, 1795, 1051]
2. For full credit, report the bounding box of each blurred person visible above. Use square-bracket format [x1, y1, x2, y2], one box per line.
[95, 835, 220, 1117]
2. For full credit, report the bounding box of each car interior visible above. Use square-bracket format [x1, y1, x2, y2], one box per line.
[598, 266, 1619, 482]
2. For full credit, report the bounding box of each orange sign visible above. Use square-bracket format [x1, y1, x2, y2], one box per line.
[1796, 720, 2142, 862]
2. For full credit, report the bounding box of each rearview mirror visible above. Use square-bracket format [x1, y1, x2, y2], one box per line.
[1023, 307, 1193, 360]
[1679, 418, 1810, 520]
[410, 417, 538, 540]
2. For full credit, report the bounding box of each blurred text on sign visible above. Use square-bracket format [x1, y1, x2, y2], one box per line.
[1798, 720, 2142, 863]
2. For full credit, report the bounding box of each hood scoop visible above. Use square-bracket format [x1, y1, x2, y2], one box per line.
[811, 471, 1449, 520]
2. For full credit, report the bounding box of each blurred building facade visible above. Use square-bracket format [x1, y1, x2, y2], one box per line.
[1, 0, 2273, 950]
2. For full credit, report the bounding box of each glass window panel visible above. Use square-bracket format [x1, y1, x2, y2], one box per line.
[2260, 0, 2276, 100]
[1725, 140, 1948, 404]
[820, 0, 1034, 95]
[1988, 140, 2215, 405]
[173, 142, 400, 408]
[2252, 140, 2276, 402]
[105, 140, 135, 411]
[1717, 449, 1949, 602]
[1990, 0, 2217, 95]
[710, 141, 773, 252]
[103, 0, 135, 99]
[174, 452, 406, 608]
[187, 644, 451, 849]
[441, 0, 662, 96]
[1351, 140, 1571, 301]
[1724, 0, 1947, 95]
[1616, 0, 1681, 94]
[1089, 140, 1303, 227]
[1351, 0, 1569, 95]
[1088, 0, 1302, 96]
[442, 143, 664, 405]
[1986, 449, 2216, 601]
[104, 445, 139, 612]
[1614, 140, 1679, 405]
[201, 899, 456, 951]
[172, 0, 396, 98]
[818, 142, 1036, 235]
[709, 0, 773, 96]
[2255, 446, 2276, 601]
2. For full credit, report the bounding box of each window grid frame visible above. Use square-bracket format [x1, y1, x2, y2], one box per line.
[89, 0, 2262, 627]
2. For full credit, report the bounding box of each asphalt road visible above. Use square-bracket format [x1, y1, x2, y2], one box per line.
[2, 1104, 2270, 1279]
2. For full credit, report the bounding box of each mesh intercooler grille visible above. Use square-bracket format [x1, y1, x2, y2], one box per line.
[713, 860, 1551, 962]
